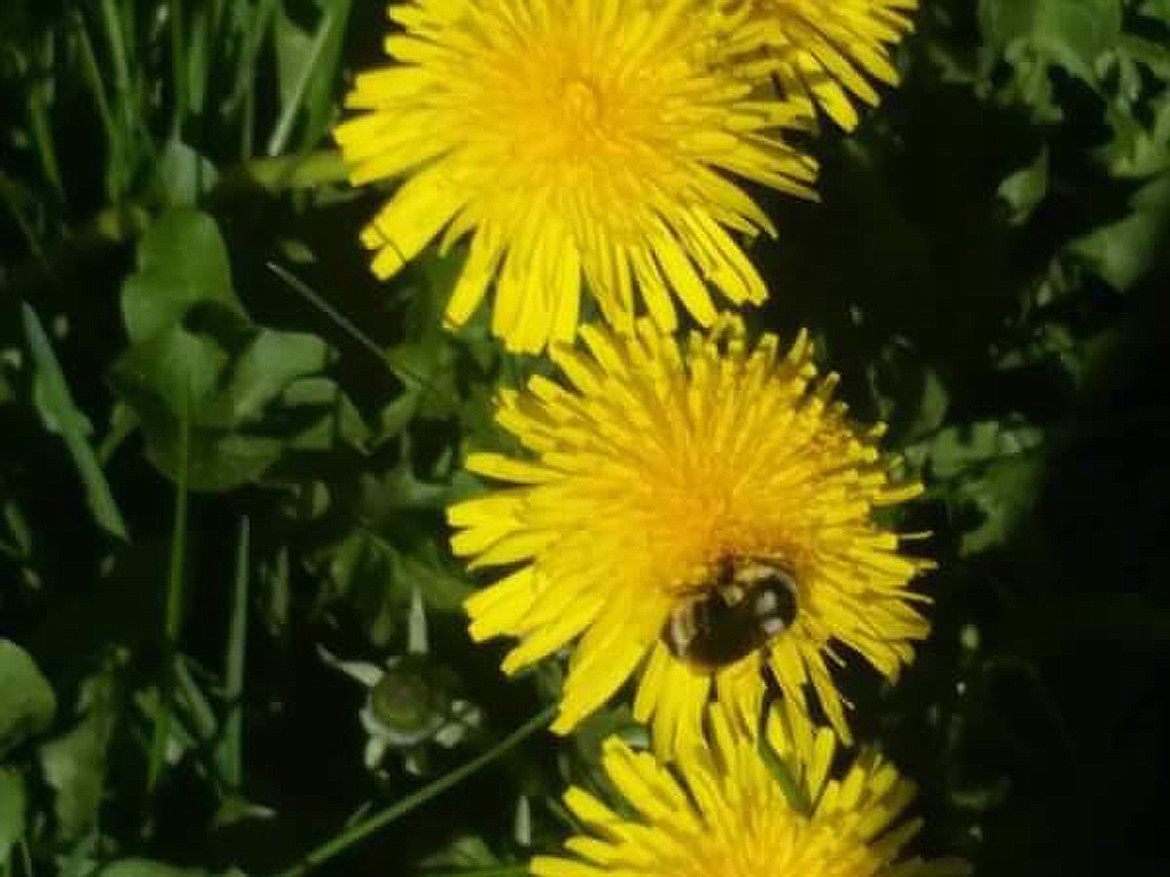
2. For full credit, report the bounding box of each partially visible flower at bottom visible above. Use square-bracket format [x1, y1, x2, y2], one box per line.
[532, 701, 970, 877]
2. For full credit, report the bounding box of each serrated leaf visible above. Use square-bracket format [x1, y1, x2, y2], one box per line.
[979, 0, 1122, 82]
[912, 420, 1045, 480]
[959, 452, 1046, 555]
[0, 640, 57, 758]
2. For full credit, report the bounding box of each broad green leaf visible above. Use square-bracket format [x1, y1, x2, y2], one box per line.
[0, 767, 25, 861]
[24, 305, 129, 540]
[1069, 174, 1170, 290]
[39, 669, 117, 842]
[156, 140, 220, 207]
[110, 324, 232, 424]
[121, 210, 243, 345]
[280, 376, 371, 452]
[0, 640, 57, 757]
[212, 330, 329, 425]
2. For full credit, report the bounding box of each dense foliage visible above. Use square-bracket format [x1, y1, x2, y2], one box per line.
[2, 2, 1169, 876]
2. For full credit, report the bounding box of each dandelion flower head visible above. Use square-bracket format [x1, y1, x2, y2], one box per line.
[532, 700, 970, 877]
[448, 313, 933, 755]
[334, 0, 818, 352]
[730, 0, 918, 131]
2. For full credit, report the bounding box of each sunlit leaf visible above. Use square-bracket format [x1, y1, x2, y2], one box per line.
[0, 640, 56, 758]
[0, 767, 26, 861]
[121, 210, 243, 345]
[1069, 174, 1170, 290]
[39, 668, 118, 842]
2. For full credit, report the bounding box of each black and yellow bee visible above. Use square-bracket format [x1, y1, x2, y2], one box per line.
[662, 555, 800, 671]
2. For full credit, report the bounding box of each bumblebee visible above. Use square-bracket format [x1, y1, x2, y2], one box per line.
[662, 556, 799, 671]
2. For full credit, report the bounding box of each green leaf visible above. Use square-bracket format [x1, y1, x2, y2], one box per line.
[23, 305, 129, 540]
[1069, 174, 1170, 290]
[902, 368, 951, 443]
[0, 767, 26, 862]
[979, 0, 1122, 82]
[213, 330, 330, 425]
[97, 859, 209, 877]
[121, 209, 243, 345]
[114, 216, 340, 490]
[1139, 0, 1170, 25]
[156, 141, 220, 207]
[39, 669, 118, 842]
[280, 376, 371, 452]
[395, 541, 474, 615]
[0, 640, 57, 758]
[269, 1, 351, 156]
[997, 149, 1049, 224]
[417, 835, 500, 872]
[909, 419, 1045, 480]
[958, 452, 1047, 555]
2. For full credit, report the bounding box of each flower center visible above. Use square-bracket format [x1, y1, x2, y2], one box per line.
[562, 77, 602, 126]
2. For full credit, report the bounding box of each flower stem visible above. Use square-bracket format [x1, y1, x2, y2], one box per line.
[271, 705, 557, 877]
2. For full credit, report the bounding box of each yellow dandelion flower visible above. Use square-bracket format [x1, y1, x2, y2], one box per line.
[333, 0, 818, 353]
[531, 701, 969, 877]
[732, 0, 918, 131]
[448, 313, 933, 756]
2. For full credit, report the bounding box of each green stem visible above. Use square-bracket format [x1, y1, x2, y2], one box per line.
[271, 705, 557, 877]
[145, 399, 191, 811]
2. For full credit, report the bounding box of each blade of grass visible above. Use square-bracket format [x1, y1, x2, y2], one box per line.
[21, 304, 128, 540]
[265, 261, 459, 410]
[168, 0, 187, 137]
[98, 0, 142, 199]
[0, 174, 52, 277]
[270, 705, 557, 877]
[266, 8, 337, 157]
[144, 395, 191, 817]
[174, 656, 220, 746]
[73, 10, 119, 170]
[226, 0, 279, 118]
[216, 516, 250, 788]
[27, 50, 64, 203]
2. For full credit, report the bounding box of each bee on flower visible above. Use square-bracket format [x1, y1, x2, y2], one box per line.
[448, 313, 933, 756]
[334, 0, 818, 353]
